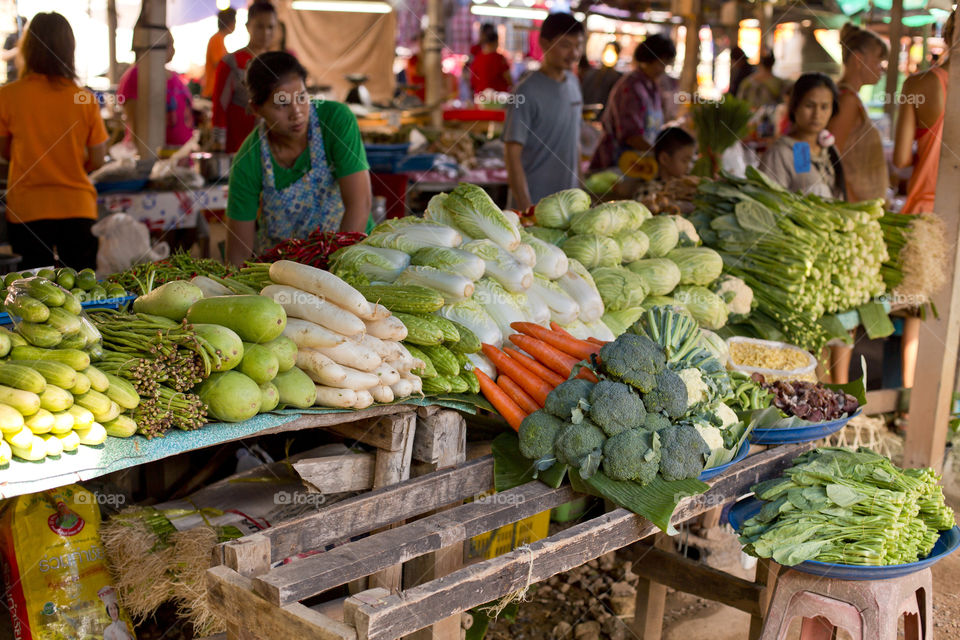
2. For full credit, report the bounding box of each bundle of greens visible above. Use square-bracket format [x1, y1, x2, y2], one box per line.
[691, 97, 753, 177]
[690, 168, 887, 352]
[879, 210, 947, 306]
[740, 447, 955, 566]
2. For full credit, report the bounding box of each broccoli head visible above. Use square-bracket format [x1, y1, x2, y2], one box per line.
[642, 369, 688, 419]
[544, 378, 596, 420]
[598, 333, 666, 393]
[643, 412, 672, 431]
[518, 410, 566, 462]
[554, 420, 606, 477]
[658, 424, 711, 481]
[602, 428, 661, 484]
[589, 380, 646, 437]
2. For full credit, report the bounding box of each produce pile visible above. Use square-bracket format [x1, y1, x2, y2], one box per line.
[328, 183, 611, 386]
[0, 276, 136, 462]
[2, 267, 126, 304]
[638, 176, 699, 215]
[530, 188, 751, 335]
[690, 97, 752, 178]
[691, 167, 887, 352]
[879, 210, 947, 306]
[740, 448, 955, 566]
[106, 251, 271, 296]
[753, 376, 858, 422]
[255, 230, 367, 270]
[517, 307, 760, 486]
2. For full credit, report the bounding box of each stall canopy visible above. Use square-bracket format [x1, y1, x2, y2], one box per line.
[166, 0, 247, 27]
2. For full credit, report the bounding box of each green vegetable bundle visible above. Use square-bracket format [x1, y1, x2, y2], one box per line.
[879, 210, 947, 306]
[740, 447, 955, 566]
[691, 167, 887, 352]
[690, 97, 752, 177]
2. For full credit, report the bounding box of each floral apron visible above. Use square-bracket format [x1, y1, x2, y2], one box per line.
[255, 102, 345, 254]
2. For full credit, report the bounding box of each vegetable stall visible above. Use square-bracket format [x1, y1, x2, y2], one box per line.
[0, 173, 956, 640]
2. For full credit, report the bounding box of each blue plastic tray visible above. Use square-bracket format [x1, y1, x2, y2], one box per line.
[0, 295, 135, 326]
[749, 409, 861, 445]
[700, 440, 750, 481]
[729, 496, 960, 580]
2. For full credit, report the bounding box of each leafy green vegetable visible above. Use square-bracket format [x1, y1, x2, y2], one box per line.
[673, 285, 729, 330]
[569, 202, 636, 236]
[666, 247, 724, 286]
[410, 246, 486, 281]
[626, 258, 682, 296]
[561, 234, 622, 269]
[446, 183, 522, 251]
[613, 229, 649, 263]
[641, 217, 680, 257]
[330, 244, 410, 283]
[534, 188, 591, 229]
[590, 266, 649, 313]
[521, 230, 569, 279]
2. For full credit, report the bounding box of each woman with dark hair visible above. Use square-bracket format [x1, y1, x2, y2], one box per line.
[589, 33, 676, 170]
[212, 1, 278, 152]
[760, 72, 845, 199]
[0, 12, 106, 269]
[737, 53, 784, 109]
[829, 23, 889, 202]
[225, 52, 371, 265]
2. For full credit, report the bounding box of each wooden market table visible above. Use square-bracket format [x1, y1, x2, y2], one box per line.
[207, 442, 813, 640]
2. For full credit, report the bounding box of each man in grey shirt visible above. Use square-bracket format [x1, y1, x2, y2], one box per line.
[504, 13, 584, 210]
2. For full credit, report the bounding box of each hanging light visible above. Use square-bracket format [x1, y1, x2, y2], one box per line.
[601, 41, 619, 67]
[216, 0, 232, 9]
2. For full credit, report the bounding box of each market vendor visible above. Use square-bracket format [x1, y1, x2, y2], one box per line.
[212, 1, 277, 153]
[225, 52, 371, 265]
[0, 12, 106, 270]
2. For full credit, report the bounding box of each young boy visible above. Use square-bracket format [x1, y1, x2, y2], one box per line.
[653, 127, 696, 181]
[503, 13, 585, 210]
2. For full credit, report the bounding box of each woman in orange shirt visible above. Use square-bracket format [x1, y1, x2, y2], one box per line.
[203, 8, 236, 98]
[0, 12, 107, 270]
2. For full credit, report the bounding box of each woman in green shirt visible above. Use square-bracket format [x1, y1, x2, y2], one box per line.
[226, 52, 371, 265]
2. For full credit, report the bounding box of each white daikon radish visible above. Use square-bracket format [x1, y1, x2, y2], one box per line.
[388, 358, 414, 375]
[396, 344, 425, 374]
[351, 333, 404, 361]
[364, 315, 408, 341]
[352, 389, 374, 409]
[283, 317, 347, 349]
[315, 341, 381, 372]
[370, 385, 394, 404]
[372, 363, 400, 387]
[390, 378, 413, 398]
[262, 284, 365, 337]
[268, 260, 373, 318]
[296, 349, 347, 386]
[315, 385, 357, 408]
[402, 373, 423, 395]
[336, 365, 382, 390]
[191, 275, 232, 297]
[370, 303, 391, 321]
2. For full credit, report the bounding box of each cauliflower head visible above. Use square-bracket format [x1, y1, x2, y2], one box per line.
[712, 275, 754, 321]
[678, 368, 709, 409]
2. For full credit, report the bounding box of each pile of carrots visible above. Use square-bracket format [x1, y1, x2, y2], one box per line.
[473, 322, 607, 430]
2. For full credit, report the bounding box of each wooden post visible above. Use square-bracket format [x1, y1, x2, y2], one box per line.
[629, 533, 673, 639]
[885, 0, 904, 121]
[748, 557, 778, 639]
[904, 14, 960, 470]
[424, 0, 444, 128]
[133, 0, 166, 157]
[679, 1, 701, 99]
[107, 0, 119, 86]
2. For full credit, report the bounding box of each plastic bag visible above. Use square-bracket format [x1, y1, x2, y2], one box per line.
[4, 276, 103, 351]
[0, 484, 138, 640]
[92, 213, 170, 278]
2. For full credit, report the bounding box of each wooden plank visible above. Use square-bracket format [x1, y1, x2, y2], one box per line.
[412, 410, 466, 465]
[253, 481, 578, 605]
[885, 0, 903, 120]
[906, 14, 960, 471]
[328, 412, 416, 452]
[748, 558, 778, 640]
[348, 444, 810, 640]
[223, 533, 271, 578]
[294, 453, 376, 493]
[630, 534, 672, 639]
[369, 412, 417, 592]
[864, 388, 902, 416]
[629, 544, 763, 616]
[206, 566, 357, 640]
[247, 456, 495, 563]
[257, 405, 416, 439]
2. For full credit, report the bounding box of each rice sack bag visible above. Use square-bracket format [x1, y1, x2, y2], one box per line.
[0, 484, 137, 639]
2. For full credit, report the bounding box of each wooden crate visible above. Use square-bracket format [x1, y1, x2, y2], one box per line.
[206, 442, 810, 640]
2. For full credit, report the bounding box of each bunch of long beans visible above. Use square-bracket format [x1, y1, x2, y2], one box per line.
[106, 250, 236, 295]
[90, 310, 209, 437]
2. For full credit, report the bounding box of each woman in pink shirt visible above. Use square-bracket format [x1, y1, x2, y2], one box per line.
[117, 28, 194, 149]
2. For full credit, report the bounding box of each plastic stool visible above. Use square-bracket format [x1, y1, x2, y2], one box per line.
[760, 567, 932, 640]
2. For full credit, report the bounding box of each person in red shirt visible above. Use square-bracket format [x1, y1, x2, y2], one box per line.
[211, 1, 277, 152]
[469, 26, 511, 95]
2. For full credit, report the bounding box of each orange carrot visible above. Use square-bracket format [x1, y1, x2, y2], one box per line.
[504, 347, 565, 387]
[508, 334, 580, 378]
[575, 367, 599, 383]
[481, 343, 552, 406]
[550, 321, 576, 339]
[497, 374, 540, 415]
[511, 321, 600, 360]
[475, 369, 526, 431]
[586, 337, 606, 346]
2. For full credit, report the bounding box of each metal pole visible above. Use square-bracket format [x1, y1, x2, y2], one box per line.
[885, 0, 903, 120]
